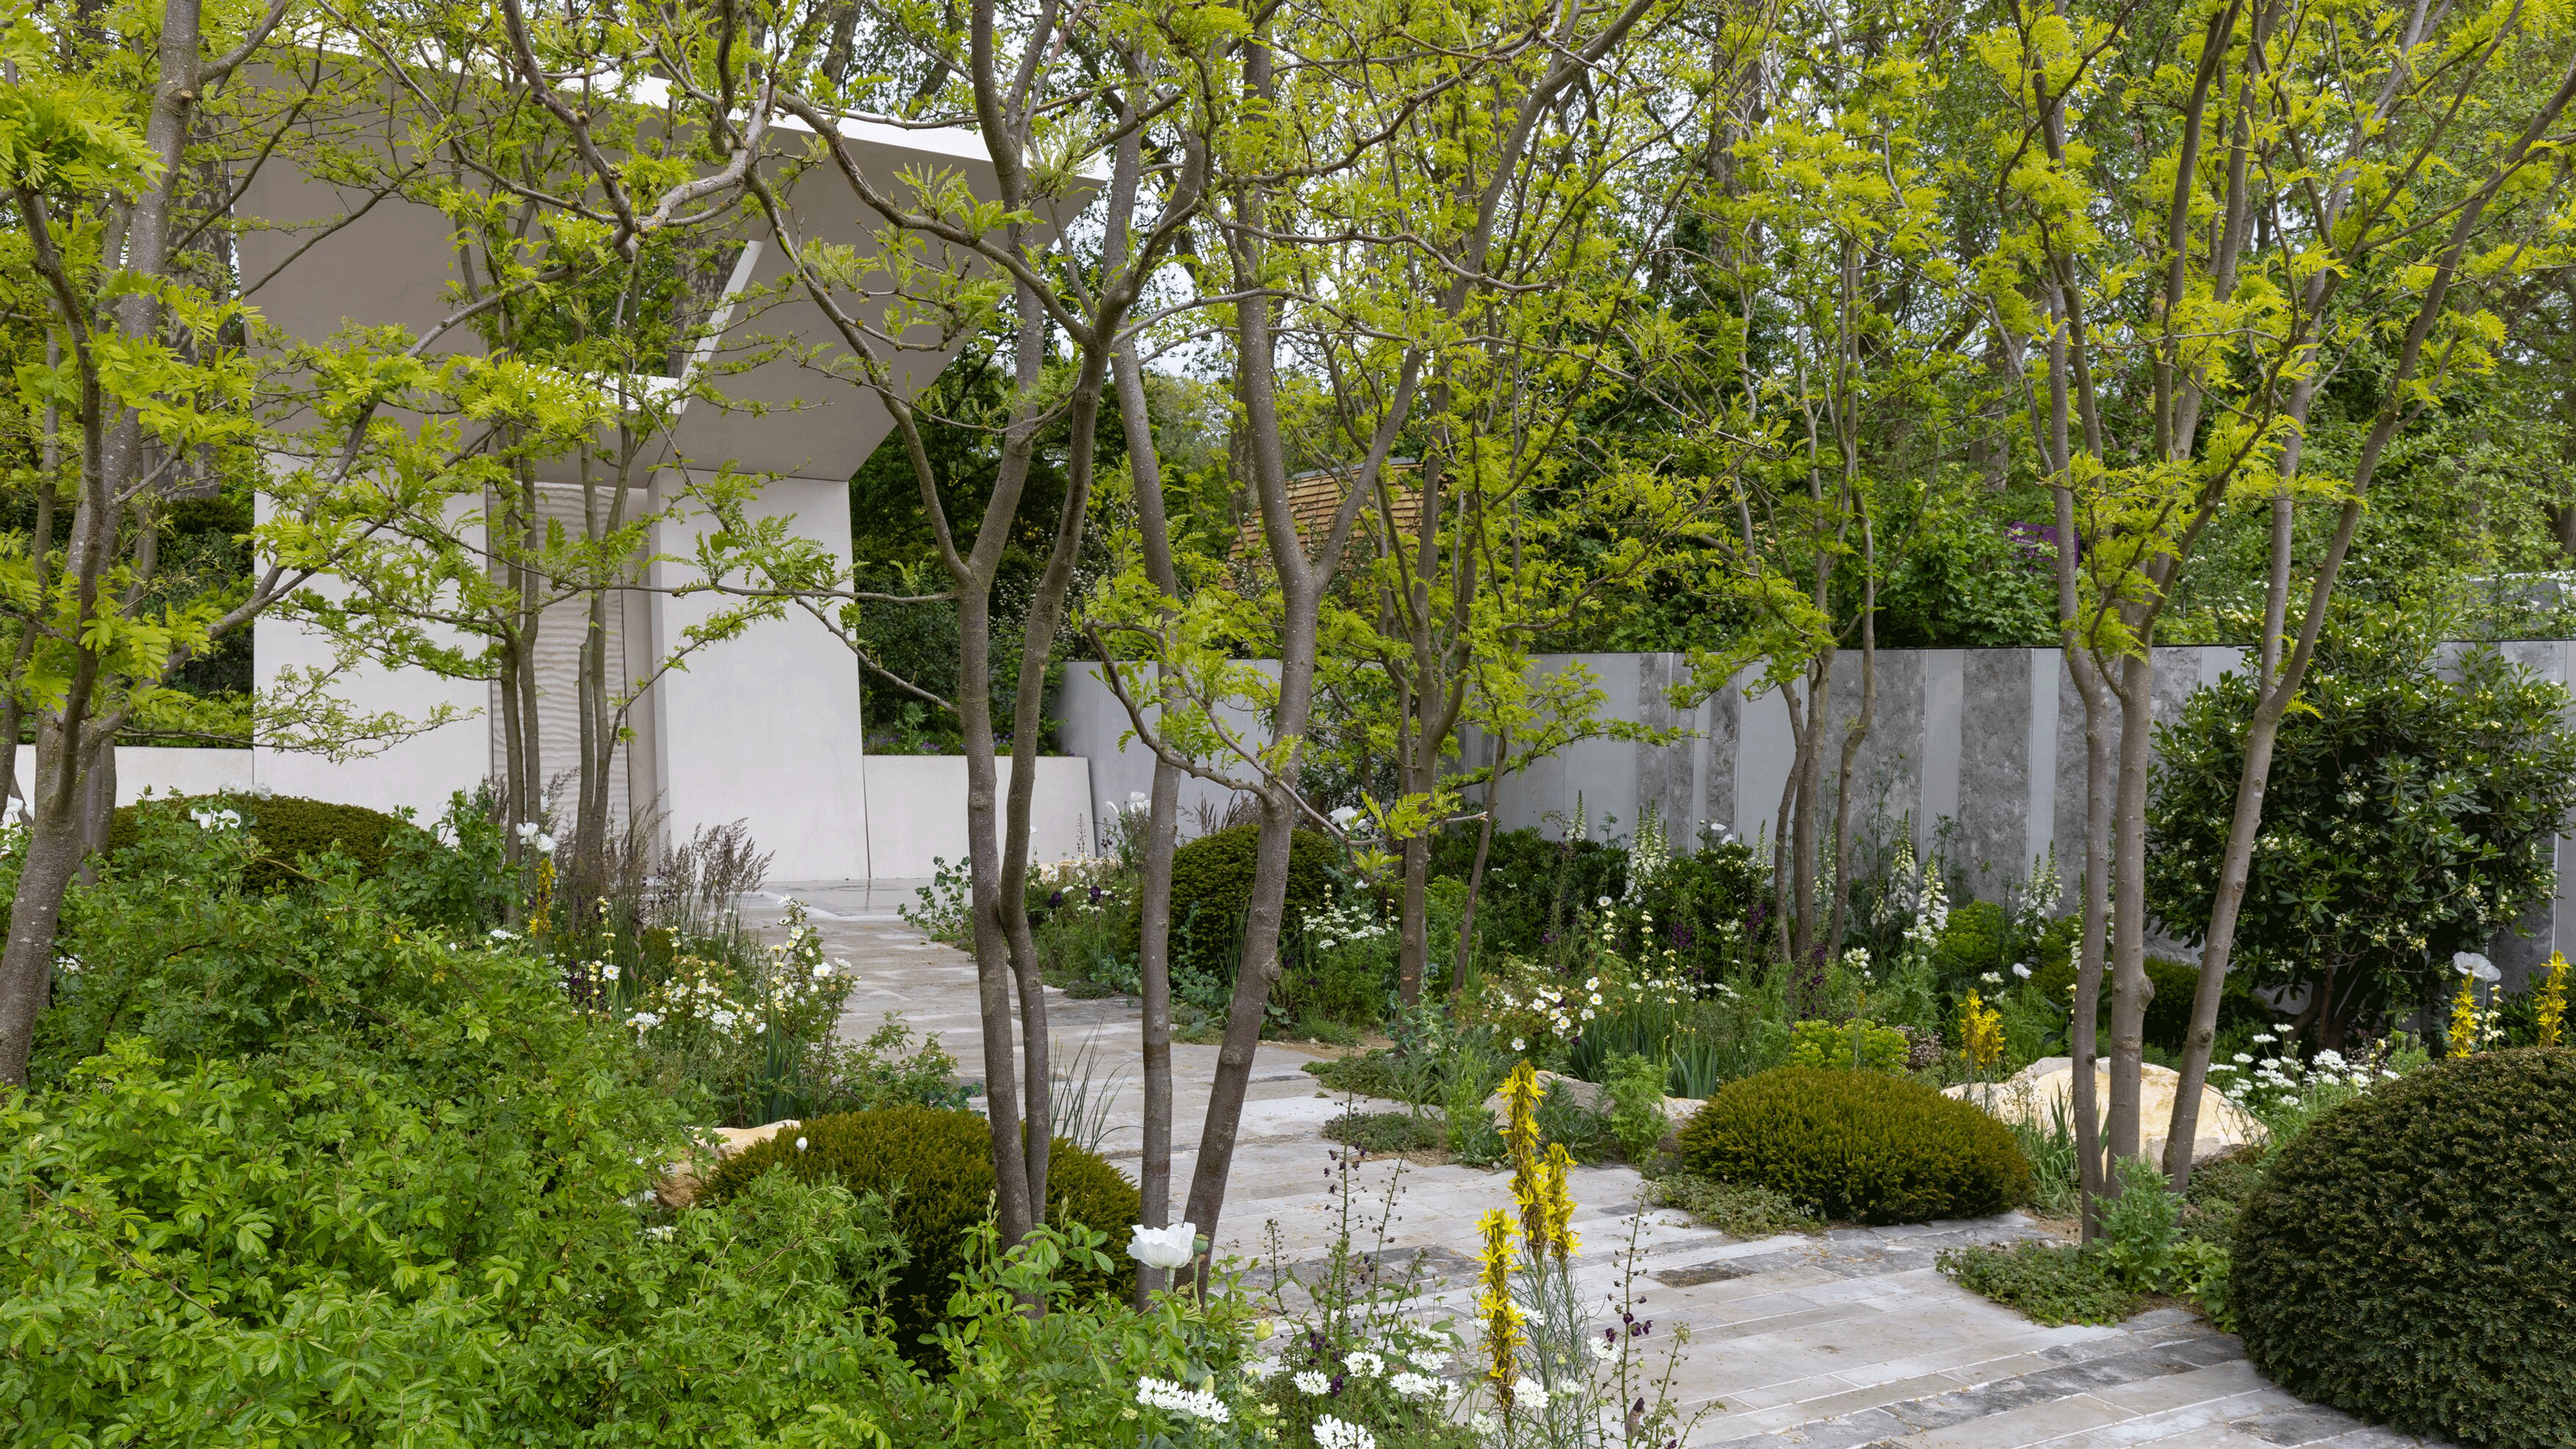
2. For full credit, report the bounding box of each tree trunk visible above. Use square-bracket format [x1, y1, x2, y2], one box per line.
[0, 807, 85, 1084]
[1113, 337, 1182, 1302]
[1451, 728, 1506, 1005]
[2103, 649, 2157, 1170]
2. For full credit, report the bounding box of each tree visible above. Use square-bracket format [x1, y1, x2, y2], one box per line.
[2146, 609, 2576, 1046]
[1969, 0, 2576, 1205]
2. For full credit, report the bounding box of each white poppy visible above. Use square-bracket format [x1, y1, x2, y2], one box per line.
[1127, 1220, 1199, 1270]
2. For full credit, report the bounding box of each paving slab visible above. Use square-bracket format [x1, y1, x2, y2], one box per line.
[743, 884, 2452, 1449]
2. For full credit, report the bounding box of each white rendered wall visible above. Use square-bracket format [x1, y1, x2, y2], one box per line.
[860, 755, 1096, 878]
[646, 471, 872, 881]
[25, 746, 256, 805]
[251, 493, 491, 822]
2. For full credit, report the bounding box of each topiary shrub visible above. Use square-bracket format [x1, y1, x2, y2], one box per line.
[1146, 823, 1336, 980]
[1676, 1067, 2031, 1224]
[110, 793, 408, 893]
[704, 1105, 1138, 1353]
[2232, 1049, 2576, 1447]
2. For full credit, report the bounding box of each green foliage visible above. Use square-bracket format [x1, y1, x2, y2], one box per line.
[1605, 1051, 1674, 1161]
[705, 1105, 1139, 1355]
[1323, 1108, 1445, 1154]
[1642, 1170, 1820, 1238]
[2148, 617, 2576, 1040]
[1428, 824, 1625, 960]
[1934, 898, 2011, 985]
[2028, 953, 2206, 1054]
[2233, 1049, 2576, 1447]
[1938, 1243, 2140, 1327]
[1678, 1067, 2033, 1224]
[1148, 823, 1336, 981]
[109, 791, 410, 893]
[1786, 1018, 1911, 1071]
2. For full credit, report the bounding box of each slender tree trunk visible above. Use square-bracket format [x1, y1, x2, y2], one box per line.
[1824, 540, 1876, 964]
[1113, 337, 1182, 1301]
[2104, 649, 2156, 1169]
[1451, 728, 1506, 1005]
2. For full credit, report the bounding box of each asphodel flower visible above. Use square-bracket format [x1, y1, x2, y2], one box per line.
[1475, 1208, 1524, 1410]
[1538, 1141, 1579, 1260]
[2537, 952, 2569, 1050]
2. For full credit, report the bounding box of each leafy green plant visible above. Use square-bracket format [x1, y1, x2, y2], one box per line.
[1785, 1018, 1910, 1071]
[1606, 1051, 1673, 1162]
[706, 1105, 1139, 1356]
[1323, 1108, 1446, 1154]
[2233, 1048, 2576, 1447]
[1677, 1067, 2032, 1223]
[1446, 1038, 1506, 1164]
[2097, 1155, 2181, 1290]
[1938, 1243, 2139, 1327]
[1642, 1170, 1819, 1238]
[2008, 1096, 2084, 1217]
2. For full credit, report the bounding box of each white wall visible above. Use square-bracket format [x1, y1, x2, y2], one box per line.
[646, 471, 875, 881]
[859, 755, 1096, 879]
[24, 746, 257, 806]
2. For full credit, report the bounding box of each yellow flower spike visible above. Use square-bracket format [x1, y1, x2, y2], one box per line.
[2537, 952, 2568, 1050]
[1959, 991, 2004, 1080]
[1500, 1058, 1546, 1241]
[2449, 972, 2481, 1059]
[1474, 1208, 1524, 1405]
[1540, 1141, 1579, 1260]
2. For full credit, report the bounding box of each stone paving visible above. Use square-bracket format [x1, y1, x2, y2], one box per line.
[747, 881, 2443, 1449]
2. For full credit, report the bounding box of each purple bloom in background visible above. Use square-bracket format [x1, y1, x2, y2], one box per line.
[1048, 889, 1065, 908]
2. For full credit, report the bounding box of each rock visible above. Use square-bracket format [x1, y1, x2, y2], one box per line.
[1483, 1069, 1610, 1121]
[1945, 1058, 2262, 1166]
[654, 1117, 802, 1208]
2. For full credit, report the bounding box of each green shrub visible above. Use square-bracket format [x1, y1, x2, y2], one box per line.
[706, 1105, 1139, 1352]
[1785, 1018, 1910, 1071]
[2028, 952, 2202, 1052]
[1935, 899, 2009, 983]
[1676, 1067, 2031, 1223]
[2232, 1048, 2576, 1447]
[110, 791, 409, 892]
[1144, 824, 1336, 980]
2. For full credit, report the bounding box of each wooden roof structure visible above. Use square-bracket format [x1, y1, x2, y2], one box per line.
[1232, 460, 1424, 562]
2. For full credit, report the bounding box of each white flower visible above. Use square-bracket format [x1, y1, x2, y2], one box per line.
[1596, 895, 1613, 908]
[710, 1008, 739, 1030]
[515, 821, 541, 841]
[1979, 971, 2004, 985]
[2012, 962, 2033, 979]
[2233, 1053, 2253, 1063]
[2252, 1031, 2277, 1042]
[1241, 1357, 1282, 1383]
[601, 963, 621, 982]
[1314, 1416, 1374, 1449]
[646, 1224, 675, 1240]
[1343, 1350, 1384, 1378]
[2454, 950, 2500, 982]
[1128, 1221, 1198, 1270]
[1588, 1336, 1618, 1361]
[1511, 1038, 1526, 1052]
[489, 927, 515, 940]
[1469, 1412, 1500, 1435]
[1406, 1347, 1450, 1373]
[1511, 1377, 1550, 1410]
[1389, 1371, 1440, 1401]
[1294, 1369, 1331, 1395]
[630, 1011, 663, 1030]
[794, 1136, 808, 1152]
[1137, 1377, 1232, 1424]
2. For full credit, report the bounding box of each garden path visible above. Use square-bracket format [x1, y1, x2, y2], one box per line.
[748, 882, 2442, 1449]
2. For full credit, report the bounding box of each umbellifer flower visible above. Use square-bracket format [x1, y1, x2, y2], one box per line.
[1315, 1415, 1375, 1449]
[1136, 1376, 1231, 1424]
[1294, 1369, 1331, 1395]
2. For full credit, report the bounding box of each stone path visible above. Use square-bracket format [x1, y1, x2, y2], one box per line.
[747, 881, 2442, 1449]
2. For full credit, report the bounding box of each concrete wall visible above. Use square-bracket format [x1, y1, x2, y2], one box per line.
[20, 747, 257, 809]
[1056, 645, 2576, 987]
[861, 755, 1096, 877]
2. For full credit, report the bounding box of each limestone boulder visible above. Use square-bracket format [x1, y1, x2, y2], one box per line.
[654, 1117, 802, 1208]
[1945, 1058, 2262, 1166]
